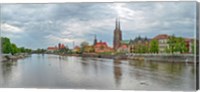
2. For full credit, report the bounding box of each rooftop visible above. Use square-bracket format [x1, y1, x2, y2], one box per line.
[120, 40, 130, 44]
[153, 34, 169, 40]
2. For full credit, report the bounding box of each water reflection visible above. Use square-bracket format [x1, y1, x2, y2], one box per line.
[0, 54, 195, 90]
[0, 60, 17, 87]
[113, 59, 122, 87]
[163, 62, 183, 75]
[128, 60, 187, 76]
[149, 62, 158, 71]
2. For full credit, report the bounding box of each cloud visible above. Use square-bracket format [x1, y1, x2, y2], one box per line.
[1, 23, 24, 33]
[61, 18, 114, 37]
[0, 2, 196, 49]
[109, 3, 145, 20]
[44, 34, 85, 48]
[43, 18, 115, 47]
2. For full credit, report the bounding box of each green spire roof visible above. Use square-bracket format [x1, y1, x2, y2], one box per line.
[120, 40, 130, 44]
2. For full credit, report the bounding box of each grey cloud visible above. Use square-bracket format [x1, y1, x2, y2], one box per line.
[0, 2, 196, 49]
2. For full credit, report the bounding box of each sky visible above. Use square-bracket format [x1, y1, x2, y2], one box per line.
[0, 2, 197, 50]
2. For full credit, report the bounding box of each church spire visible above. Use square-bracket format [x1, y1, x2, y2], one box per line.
[93, 34, 97, 46]
[115, 17, 121, 30]
[113, 17, 122, 51]
[115, 18, 118, 29]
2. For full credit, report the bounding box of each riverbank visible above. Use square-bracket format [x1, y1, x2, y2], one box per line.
[126, 54, 196, 63]
[1, 53, 30, 62]
[58, 53, 196, 63]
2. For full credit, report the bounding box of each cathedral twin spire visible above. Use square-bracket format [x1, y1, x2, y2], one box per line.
[113, 17, 122, 50]
[94, 17, 122, 51]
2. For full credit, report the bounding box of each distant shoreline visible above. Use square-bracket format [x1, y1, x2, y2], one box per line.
[57, 53, 196, 63]
[1, 53, 196, 64]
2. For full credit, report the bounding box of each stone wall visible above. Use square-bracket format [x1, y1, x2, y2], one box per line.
[126, 54, 195, 63]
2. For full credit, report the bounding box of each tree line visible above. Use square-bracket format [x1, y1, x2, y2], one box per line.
[1, 37, 32, 55]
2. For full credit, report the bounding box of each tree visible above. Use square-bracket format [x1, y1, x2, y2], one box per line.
[1, 37, 32, 54]
[149, 39, 159, 53]
[2, 37, 12, 54]
[25, 48, 32, 53]
[80, 41, 89, 53]
[11, 43, 19, 55]
[19, 47, 26, 53]
[80, 41, 89, 48]
[191, 41, 196, 54]
[167, 35, 176, 54]
[175, 37, 188, 53]
[32, 48, 44, 53]
[143, 45, 149, 53]
[58, 47, 69, 54]
[167, 36, 188, 54]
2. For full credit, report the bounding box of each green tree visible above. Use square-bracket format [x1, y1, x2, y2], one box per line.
[1, 37, 32, 54]
[191, 41, 196, 54]
[2, 37, 12, 54]
[143, 45, 149, 53]
[11, 43, 19, 55]
[134, 44, 148, 53]
[167, 35, 176, 54]
[149, 39, 159, 53]
[19, 47, 26, 53]
[168, 36, 188, 54]
[80, 41, 89, 53]
[175, 37, 188, 53]
[25, 48, 32, 53]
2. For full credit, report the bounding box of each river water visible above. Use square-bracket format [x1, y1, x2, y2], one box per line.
[0, 54, 196, 90]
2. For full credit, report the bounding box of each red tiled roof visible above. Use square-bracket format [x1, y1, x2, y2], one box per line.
[153, 34, 169, 40]
[47, 47, 58, 50]
[184, 38, 193, 42]
[119, 44, 128, 49]
[95, 42, 108, 47]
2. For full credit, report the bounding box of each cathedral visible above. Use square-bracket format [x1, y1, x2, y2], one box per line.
[113, 18, 122, 51]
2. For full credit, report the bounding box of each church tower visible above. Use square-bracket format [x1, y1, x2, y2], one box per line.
[93, 34, 97, 46]
[113, 17, 122, 51]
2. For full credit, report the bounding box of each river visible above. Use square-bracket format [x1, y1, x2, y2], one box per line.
[0, 54, 196, 90]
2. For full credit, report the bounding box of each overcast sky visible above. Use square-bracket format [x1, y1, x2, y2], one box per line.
[0, 2, 197, 50]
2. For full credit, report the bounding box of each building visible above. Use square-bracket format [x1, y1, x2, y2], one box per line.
[153, 34, 169, 53]
[84, 45, 95, 53]
[73, 46, 81, 53]
[153, 34, 194, 53]
[94, 41, 113, 53]
[113, 18, 122, 51]
[117, 40, 129, 53]
[185, 38, 194, 53]
[117, 44, 129, 53]
[47, 46, 58, 52]
[129, 36, 150, 53]
[58, 43, 61, 49]
[93, 34, 113, 53]
[47, 43, 66, 53]
[58, 43, 66, 50]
